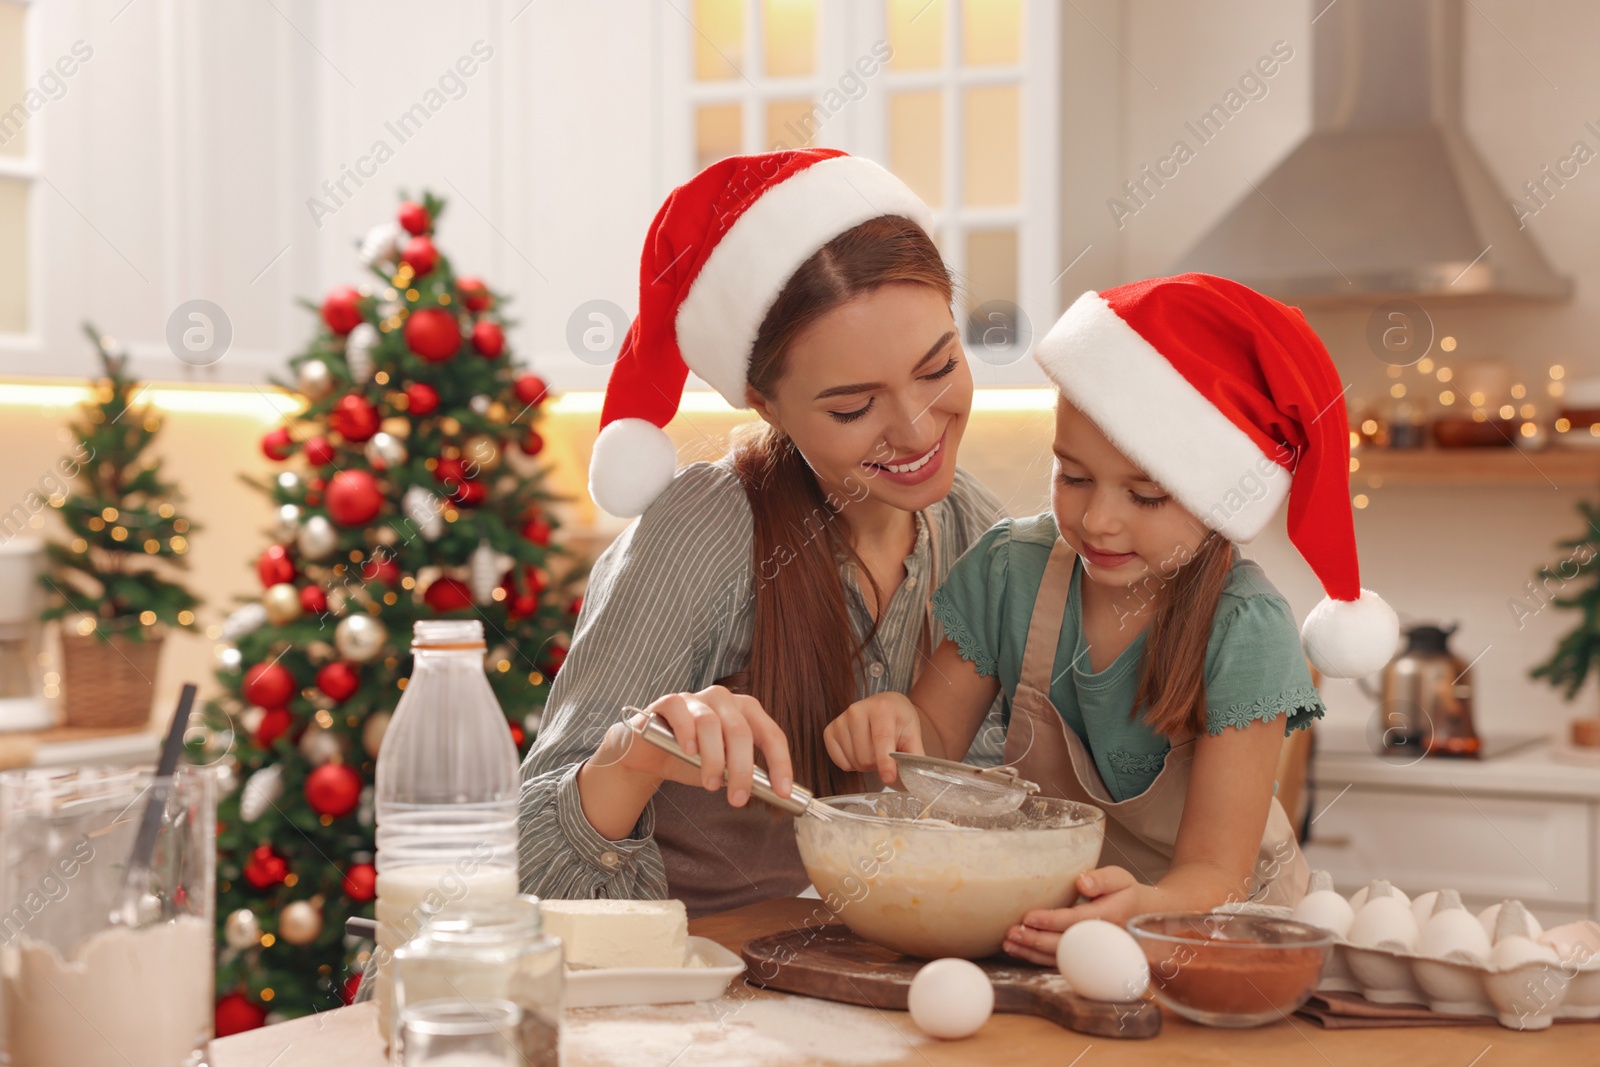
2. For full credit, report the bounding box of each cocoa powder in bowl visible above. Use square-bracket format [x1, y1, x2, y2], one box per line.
[1127, 913, 1333, 1027]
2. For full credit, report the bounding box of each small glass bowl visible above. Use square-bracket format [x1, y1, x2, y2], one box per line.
[1127, 912, 1334, 1028]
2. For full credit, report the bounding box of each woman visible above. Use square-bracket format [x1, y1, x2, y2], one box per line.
[519, 149, 1006, 917]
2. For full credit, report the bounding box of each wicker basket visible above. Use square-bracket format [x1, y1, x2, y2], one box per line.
[59, 625, 164, 730]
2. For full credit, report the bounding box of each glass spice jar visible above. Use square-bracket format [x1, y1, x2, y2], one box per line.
[393, 895, 563, 1067]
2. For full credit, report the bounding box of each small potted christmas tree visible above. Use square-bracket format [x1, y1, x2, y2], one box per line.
[40, 325, 202, 729]
[1529, 499, 1600, 713]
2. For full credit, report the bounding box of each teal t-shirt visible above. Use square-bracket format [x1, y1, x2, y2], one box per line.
[929, 514, 1325, 803]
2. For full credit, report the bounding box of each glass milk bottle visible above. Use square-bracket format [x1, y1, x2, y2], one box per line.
[374, 619, 521, 1042]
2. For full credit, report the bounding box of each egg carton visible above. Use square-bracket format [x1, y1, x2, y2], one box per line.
[1315, 921, 1600, 1029]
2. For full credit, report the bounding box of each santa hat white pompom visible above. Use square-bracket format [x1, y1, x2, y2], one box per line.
[1300, 590, 1400, 679]
[588, 418, 677, 519]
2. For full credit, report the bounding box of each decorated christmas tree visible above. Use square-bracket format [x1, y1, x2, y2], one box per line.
[41, 325, 201, 727]
[197, 192, 582, 1035]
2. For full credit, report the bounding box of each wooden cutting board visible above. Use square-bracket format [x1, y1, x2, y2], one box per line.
[741, 923, 1162, 1039]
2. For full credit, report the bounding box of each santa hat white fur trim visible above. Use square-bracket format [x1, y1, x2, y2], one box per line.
[1033, 291, 1290, 544]
[674, 156, 935, 407]
[1301, 589, 1400, 679]
[588, 418, 678, 519]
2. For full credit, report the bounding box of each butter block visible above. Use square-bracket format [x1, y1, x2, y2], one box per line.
[539, 898, 688, 969]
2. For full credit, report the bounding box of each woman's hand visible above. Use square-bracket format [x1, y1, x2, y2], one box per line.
[1000, 866, 1153, 967]
[590, 685, 795, 807]
[822, 692, 925, 784]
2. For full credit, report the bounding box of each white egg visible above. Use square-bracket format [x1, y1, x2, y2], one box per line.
[1348, 880, 1411, 912]
[1478, 900, 1544, 943]
[1489, 935, 1559, 970]
[1417, 907, 1492, 963]
[908, 958, 994, 1040]
[1409, 890, 1440, 929]
[1293, 889, 1355, 938]
[1056, 920, 1150, 1002]
[1349, 896, 1419, 951]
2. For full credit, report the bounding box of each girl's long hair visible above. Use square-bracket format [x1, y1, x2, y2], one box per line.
[1131, 530, 1235, 738]
[729, 215, 952, 797]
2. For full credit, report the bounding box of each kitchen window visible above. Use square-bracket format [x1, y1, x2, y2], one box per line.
[667, 0, 1062, 383]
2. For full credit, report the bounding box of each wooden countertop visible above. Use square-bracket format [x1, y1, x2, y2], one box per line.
[210, 897, 1596, 1067]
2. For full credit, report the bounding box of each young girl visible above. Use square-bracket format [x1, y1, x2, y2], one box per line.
[825, 273, 1398, 967]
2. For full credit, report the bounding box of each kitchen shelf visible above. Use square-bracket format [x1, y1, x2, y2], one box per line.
[1351, 445, 1600, 487]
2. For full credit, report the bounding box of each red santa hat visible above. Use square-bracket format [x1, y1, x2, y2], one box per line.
[1033, 273, 1398, 679]
[588, 149, 934, 518]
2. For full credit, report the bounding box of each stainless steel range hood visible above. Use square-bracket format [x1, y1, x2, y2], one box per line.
[1170, 0, 1571, 303]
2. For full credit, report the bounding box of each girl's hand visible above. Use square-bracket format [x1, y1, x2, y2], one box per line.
[1001, 866, 1150, 967]
[822, 692, 924, 784]
[592, 686, 795, 807]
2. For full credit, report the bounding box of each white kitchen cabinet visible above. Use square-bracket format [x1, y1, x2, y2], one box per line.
[1304, 735, 1600, 928]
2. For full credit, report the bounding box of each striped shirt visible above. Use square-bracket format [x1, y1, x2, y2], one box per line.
[517, 458, 1008, 916]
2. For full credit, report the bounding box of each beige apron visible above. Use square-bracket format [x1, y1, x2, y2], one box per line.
[1001, 540, 1308, 907]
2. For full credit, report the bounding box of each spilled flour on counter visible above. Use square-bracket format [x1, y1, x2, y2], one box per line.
[565, 991, 929, 1066]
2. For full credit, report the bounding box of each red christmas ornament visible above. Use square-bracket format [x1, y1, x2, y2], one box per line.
[401, 235, 439, 276]
[254, 707, 293, 748]
[299, 585, 328, 615]
[304, 435, 336, 467]
[518, 429, 545, 457]
[433, 457, 466, 486]
[509, 721, 526, 747]
[458, 275, 493, 312]
[507, 592, 537, 619]
[342, 862, 377, 903]
[257, 545, 296, 588]
[405, 382, 440, 416]
[423, 576, 475, 612]
[520, 516, 552, 546]
[330, 394, 380, 443]
[512, 374, 549, 406]
[305, 478, 325, 508]
[359, 555, 400, 585]
[342, 973, 363, 1006]
[215, 993, 268, 1037]
[457, 481, 488, 508]
[471, 320, 504, 358]
[524, 567, 547, 597]
[397, 200, 431, 235]
[317, 662, 360, 703]
[541, 644, 568, 678]
[568, 596, 584, 617]
[306, 763, 362, 818]
[404, 308, 461, 362]
[320, 286, 363, 335]
[326, 470, 384, 526]
[243, 662, 296, 709]
[261, 427, 293, 461]
[242, 844, 289, 889]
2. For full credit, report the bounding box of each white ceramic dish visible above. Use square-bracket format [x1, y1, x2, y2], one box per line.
[564, 935, 745, 1009]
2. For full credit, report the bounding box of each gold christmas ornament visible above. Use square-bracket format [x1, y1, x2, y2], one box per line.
[463, 434, 501, 472]
[334, 614, 388, 663]
[262, 583, 303, 625]
[298, 722, 344, 765]
[278, 899, 324, 946]
[225, 908, 262, 950]
[361, 710, 390, 758]
[298, 359, 335, 401]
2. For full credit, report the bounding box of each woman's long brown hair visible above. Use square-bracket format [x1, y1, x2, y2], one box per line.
[730, 215, 953, 797]
[1131, 530, 1235, 738]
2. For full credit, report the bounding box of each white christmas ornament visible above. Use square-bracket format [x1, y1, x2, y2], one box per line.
[274, 504, 302, 542]
[359, 222, 401, 267]
[345, 323, 378, 383]
[364, 432, 407, 471]
[221, 604, 269, 643]
[215, 646, 243, 672]
[224, 908, 261, 950]
[470, 394, 491, 415]
[297, 515, 339, 561]
[470, 541, 507, 605]
[240, 765, 285, 823]
[299, 722, 343, 765]
[403, 486, 443, 540]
